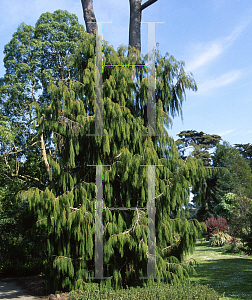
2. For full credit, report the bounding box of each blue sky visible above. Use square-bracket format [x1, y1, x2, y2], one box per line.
[1, 0, 252, 147]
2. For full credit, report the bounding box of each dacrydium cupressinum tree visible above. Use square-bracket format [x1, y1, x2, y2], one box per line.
[1, 10, 218, 292]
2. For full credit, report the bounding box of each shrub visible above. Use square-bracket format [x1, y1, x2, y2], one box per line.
[68, 281, 222, 300]
[205, 215, 229, 240]
[209, 232, 231, 247]
[241, 209, 252, 254]
[222, 237, 246, 254]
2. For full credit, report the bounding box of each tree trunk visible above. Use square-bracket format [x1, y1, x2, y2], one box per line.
[81, 0, 158, 54]
[129, 0, 142, 55]
[81, 0, 97, 36]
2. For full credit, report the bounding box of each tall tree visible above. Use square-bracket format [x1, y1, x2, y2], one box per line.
[0, 10, 86, 275]
[0, 10, 216, 293]
[176, 130, 221, 166]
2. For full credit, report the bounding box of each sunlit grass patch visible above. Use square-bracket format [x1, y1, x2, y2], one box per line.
[186, 240, 252, 300]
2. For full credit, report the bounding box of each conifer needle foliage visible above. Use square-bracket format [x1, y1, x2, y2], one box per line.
[1, 10, 219, 293]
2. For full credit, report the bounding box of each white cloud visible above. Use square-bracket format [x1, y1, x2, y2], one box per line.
[186, 17, 252, 72]
[217, 129, 236, 137]
[197, 70, 242, 95]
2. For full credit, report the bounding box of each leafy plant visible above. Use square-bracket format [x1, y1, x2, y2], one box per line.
[205, 215, 229, 240]
[241, 207, 252, 254]
[209, 232, 231, 247]
[222, 237, 246, 254]
[68, 281, 221, 300]
[213, 193, 237, 220]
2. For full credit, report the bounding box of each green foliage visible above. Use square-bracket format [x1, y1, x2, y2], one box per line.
[209, 232, 231, 247]
[222, 237, 247, 255]
[228, 195, 252, 238]
[68, 281, 221, 300]
[194, 142, 252, 222]
[213, 142, 252, 198]
[0, 10, 85, 277]
[241, 208, 252, 254]
[0, 199, 45, 278]
[176, 130, 221, 166]
[0, 9, 217, 293]
[235, 143, 252, 172]
[213, 192, 238, 220]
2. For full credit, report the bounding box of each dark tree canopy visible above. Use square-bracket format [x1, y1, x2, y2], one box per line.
[176, 130, 221, 166]
[235, 143, 252, 171]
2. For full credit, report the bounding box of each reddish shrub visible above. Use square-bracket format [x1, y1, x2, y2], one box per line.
[227, 236, 236, 245]
[205, 215, 229, 240]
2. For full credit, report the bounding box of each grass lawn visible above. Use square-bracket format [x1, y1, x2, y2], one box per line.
[185, 240, 252, 300]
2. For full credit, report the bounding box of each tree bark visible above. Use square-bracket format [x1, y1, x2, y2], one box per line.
[81, 0, 97, 36]
[81, 0, 158, 80]
[140, 0, 158, 12]
[40, 132, 50, 175]
[81, 0, 158, 53]
[129, 0, 142, 55]
[129, 0, 158, 56]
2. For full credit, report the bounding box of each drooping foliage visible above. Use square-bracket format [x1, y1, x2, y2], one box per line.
[1, 10, 218, 293]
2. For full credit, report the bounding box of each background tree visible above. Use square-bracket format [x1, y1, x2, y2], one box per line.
[175, 130, 222, 221]
[0, 9, 218, 293]
[0, 10, 85, 277]
[176, 130, 221, 166]
[192, 141, 252, 224]
[234, 143, 252, 172]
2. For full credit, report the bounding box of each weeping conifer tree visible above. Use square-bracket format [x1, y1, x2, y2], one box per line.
[3, 10, 219, 293]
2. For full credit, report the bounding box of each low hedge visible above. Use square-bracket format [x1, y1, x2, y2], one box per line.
[68, 281, 223, 300]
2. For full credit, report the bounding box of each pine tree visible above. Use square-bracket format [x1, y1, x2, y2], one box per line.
[1, 10, 217, 293]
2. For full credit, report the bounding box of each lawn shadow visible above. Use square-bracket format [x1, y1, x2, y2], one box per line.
[189, 256, 252, 299]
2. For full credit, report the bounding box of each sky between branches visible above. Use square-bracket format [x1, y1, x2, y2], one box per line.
[0, 0, 252, 146]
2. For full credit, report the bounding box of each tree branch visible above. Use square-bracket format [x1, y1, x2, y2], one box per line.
[2, 140, 40, 156]
[140, 0, 158, 11]
[40, 133, 50, 175]
[111, 207, 144, 237]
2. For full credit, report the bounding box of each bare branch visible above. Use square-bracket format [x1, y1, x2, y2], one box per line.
[161, 243, 177, 252]
[3, 140, 40, 155]
[111, 207, 144, 237]
[114, 152, 122, 159]
[4, 154, 12, 173]
[40, 133, 50, 175]
[140, 0, 158, 11]
[17, 174, 45, 186]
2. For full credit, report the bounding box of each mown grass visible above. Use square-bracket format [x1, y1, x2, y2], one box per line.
[185, 239, 252, 300]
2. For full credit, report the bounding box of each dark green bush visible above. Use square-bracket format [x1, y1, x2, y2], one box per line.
[68, 281, 222, 300]
[0, 258, 45, 279]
